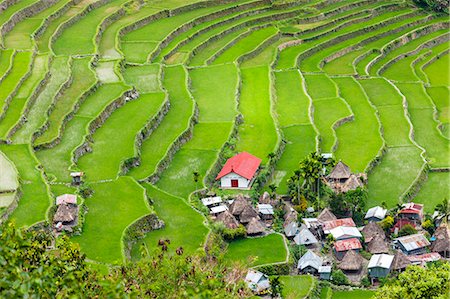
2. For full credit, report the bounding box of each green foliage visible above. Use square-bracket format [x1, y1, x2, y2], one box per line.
[380, 215, 395, 231]
[374, 263, 450, 299]
[413, 0, 449, 13]
[269, 276, 283, 298]
[258, 263, 291, 276]
[422, 219, 435, 235]
[331, 269, 350, 286]
[361, 276, 371, 287]
[329, 188, 367, 225]
[211, 222, 246, 241]
[289, 244, 307, 262]
[398, 224, 417, 237]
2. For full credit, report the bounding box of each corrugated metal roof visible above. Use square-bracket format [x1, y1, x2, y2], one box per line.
[329, 226, 362, 240]
[365, 206, 387, 220]
[319, 266, 332, 273]
[334, 238, 362, 252]
[56, 194, 77, 205]
[368, 254, 394, 269]
[210, 205, 227, 214]
[323, 218, 355, 233]
[202, 196, 222, 206]
[297, 250, 322, 270]
[257, 204, 274, 215]
[216, 152, 261, 180]
[396, 234, 430, 252]
[407, 252, 441, 264]
[294, 228, 318, 245]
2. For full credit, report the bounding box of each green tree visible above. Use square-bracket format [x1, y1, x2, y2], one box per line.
[398, 224, 417, 237]
[435, 198, 450, 223]
[374, 263, 450, 299]
[331, 269, 349, 285]
[380, 215, 395, 232]
[269, 276, 283, 298]
[192, 171, 200, 190]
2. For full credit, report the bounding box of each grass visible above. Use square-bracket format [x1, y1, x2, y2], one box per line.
[396, 83, 449, 167]
[424, 53, 449, 86]
[367, 146, 424, 208]
[0, 51, 32, 113]
[34, 57, 97, 146]
[224, 233, 287, 266]
[212, 26, 278, 64]
[358, 78, 412, 146]
[313, 98, 351, 153]
[52, 0, 128, 55]
[426, 86, 449, 138]
[0, 49, 14, 77]
[332, 290, 375, 299]
[0, 144, 50, 227]
[333, 77, 382, 172]
[322, 48, 366, 75]
[36, 83, 129, 182]
[3, 0, 71, 50]
[0, 150, 18, 191]
[304, 74, 337, 99]
[128, 66, 193, 180]
[123, 64, 161, 93]
[383, 51, 427, 82]
[72, 177, 150, 264]
[0, 0, 40, 30]
[0, 54, 48, 139]
[77, 92, 165, 181]
[413, 172, 450, 212]
[236, 66, 278, 162]
[280, 275, 314, 299]
[131, 184, 208, 259]
[12, 56, 70, 144]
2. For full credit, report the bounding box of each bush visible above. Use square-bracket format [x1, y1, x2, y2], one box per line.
[222, 225, 246, 241]
[361, 276, 371, 287]
[398, 224, 417, 237]
[258, 263, 290, 276]
[331, 269, 349, 285]
[413, 0, 449, 13]
[380, 216, 394, 231]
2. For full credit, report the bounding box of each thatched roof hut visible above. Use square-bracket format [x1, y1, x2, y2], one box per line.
[391, 250, 411, 271]
[317, 208, 337, 223]
[284, 209, 298, 227]
[239, 205, 259, 224]
[367, 234, 389, 254]
[259, 191, 271, 204]
[338, 249, 363, 271]
[246, 217, 265, 235]
[53, 204, 78, 224]
[341, 174, 364, 192]
[431, 223, 450, 255]
[216, 210, 239, 229]
[362, 222, 385, 243]
[229, 194, 248, 216]
[328, 161, 351, 180]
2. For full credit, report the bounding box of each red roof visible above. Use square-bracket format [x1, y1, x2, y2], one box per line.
[216, 152, 261, 180]
[407, 252, 441, 263]
[322, 218, 356, 231]
[334, 238, 362, 252]
[392, 219, 415, 231]
[399, 203, 423, 214]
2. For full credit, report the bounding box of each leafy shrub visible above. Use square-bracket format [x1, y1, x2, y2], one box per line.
[398, 224, 417, 237]
[331, 269, 349, 285]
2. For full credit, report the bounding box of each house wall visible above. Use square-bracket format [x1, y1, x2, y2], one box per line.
[398, 243, 427, 255]
[220, 172, 250, 189]
[369, 267, 390, 278]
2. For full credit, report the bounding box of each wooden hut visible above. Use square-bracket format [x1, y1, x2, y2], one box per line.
[328, 161, 351, 183]
[229, 195, 247, 216]
[365, 206, 387, 222]
[368, 254, 394, 279]
[395, 233, 430, 255]
[338, 250, 363, 273]
[431, 223, 450, 258]
[297, 250, 322, 274]
[362, 222, 385, 243]
[341, 174, 364, 193]
[319, 266, 332, 280]
[70, 172, 84, 186]
[391, 251, 411, 272]
[367, 234, 389, 254]
[317, 208, 337, 223]
[239, 205, 259, 224]
[216, 210, 240, 229]
[53, 204, 78, 231]
[246, 217, 265, 235]
[284, 209, 298, 227]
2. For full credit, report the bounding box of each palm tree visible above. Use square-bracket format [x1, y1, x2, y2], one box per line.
[436, 198, 450, 224]
[192, 171, 200, 190]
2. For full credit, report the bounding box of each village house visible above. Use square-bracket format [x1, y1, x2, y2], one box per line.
[284, 221, 299, 238]
[367, 234, 390, 254]
[317, 208, 337, 223]
[56, 194, 77, 206]
[202, 196, 228, 215]
[365, 206, 387, 222]
[319, 266, 332, 280]
[394, 233, 430, 255]
[338, 249, 363, 274]
[334, 238, 362, 260]
[407, 252, 441, 265]
[216, 210, 240, 229]
[431, 223, 450, 258]
[246, 217, 265, 235]
[216, 152, 261, 189]
[398, 202, 424, 223]
[245, 270, 270, 293]
[294, 226, 319, 246]
[53, 204, 78, 232]
[361, 222, 385, 243]
[322, 218, 356, 234]
[70, 172, 84, 186]
[257, 204, 274, 220]
[324, 161, 365, 193]
[391, 251, 412, 272]
[368, 254, 394, 279]
[297, 250, 323, 274]
[329, 226, 362, 241]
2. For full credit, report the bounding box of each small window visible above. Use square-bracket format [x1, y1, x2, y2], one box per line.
[231, 179, 239, 188]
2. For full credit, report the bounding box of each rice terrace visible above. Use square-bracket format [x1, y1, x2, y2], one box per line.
[0, 0, 449, 297]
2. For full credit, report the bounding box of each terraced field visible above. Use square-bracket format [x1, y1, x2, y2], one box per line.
[0, 0, 448, 266]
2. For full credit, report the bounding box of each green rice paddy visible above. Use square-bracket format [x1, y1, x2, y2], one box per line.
[0, 0, 448, 267]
